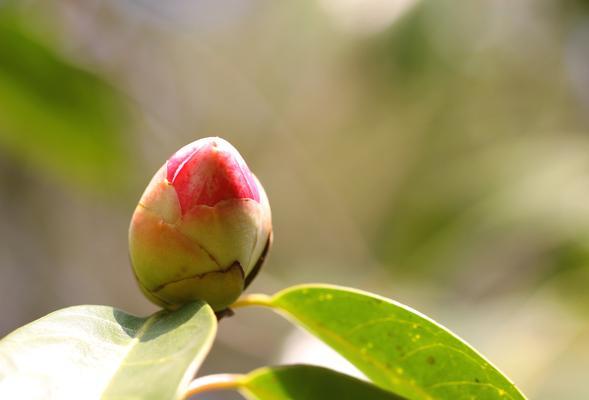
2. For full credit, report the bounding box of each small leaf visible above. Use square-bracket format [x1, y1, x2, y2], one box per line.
[0, 302, 216, 399]
[240, 365, 406, 400]
[263, 285, 526, 400]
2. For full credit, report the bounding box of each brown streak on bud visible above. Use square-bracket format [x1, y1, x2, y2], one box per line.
[244, 232, 272, 290]
[152, 262, 245, 293]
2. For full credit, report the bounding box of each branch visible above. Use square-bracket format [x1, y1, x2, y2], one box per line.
[183, 373, 243, 398]
[230, 293, 272, 309]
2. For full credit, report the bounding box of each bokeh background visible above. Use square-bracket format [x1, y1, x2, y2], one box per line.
[1, 0, 588, 398]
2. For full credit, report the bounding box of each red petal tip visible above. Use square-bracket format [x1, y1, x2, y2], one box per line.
[166, 137, 260, 213]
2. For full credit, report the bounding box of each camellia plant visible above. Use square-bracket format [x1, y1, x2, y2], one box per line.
[0, 137, 527, 400]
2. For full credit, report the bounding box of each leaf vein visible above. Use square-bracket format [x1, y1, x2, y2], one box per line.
[427, 380, 515, 400]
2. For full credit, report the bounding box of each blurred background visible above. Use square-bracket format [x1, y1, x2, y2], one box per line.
[1, 0, 588, 398]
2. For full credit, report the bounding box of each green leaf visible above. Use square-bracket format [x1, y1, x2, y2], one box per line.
[0, 8, 130, 191]
[240, 365, 406, 400]
[259, 285, 526, 400]
[0, 302, 216, 399]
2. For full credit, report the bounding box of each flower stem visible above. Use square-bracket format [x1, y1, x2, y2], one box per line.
[185, 295, 273, 398]
[230, 293, 273, 309]
[183, 373, 243, 398]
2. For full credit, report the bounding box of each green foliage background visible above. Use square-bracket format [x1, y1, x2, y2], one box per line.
[0, 1, 588, 399]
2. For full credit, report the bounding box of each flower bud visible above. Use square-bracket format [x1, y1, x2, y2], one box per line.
[129, 137, 272, 311]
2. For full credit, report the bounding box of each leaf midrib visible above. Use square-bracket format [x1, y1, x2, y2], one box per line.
[100, 311, 164, 398]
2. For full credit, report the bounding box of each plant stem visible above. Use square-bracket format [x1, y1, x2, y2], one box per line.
[230, 293, 273, 309]
[183, 373, 243, 398]
[184, 295, 271, 398]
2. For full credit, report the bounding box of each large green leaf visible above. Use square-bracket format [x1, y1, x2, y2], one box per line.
[0, 8, 130, 191]
[253, 285, 526, 400]
[0, 302, 216, 399]
[240, 365, 406, 400]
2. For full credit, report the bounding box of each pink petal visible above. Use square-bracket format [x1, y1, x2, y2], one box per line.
[166, 137, 260, 213]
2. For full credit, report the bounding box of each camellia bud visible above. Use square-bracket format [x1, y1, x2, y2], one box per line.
[129, 137, 272, 311]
